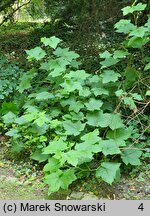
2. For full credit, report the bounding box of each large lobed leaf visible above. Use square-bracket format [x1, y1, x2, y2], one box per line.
[96, 162, 121, 185]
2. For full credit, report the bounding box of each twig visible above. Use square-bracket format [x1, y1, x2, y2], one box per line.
[125, 101, 150, 125]
[0, 0, 32, 26]
[121, 124, 150, 152]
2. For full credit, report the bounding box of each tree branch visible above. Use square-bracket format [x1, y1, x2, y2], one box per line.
[0, 0, 17, 13]
[0, 0, 32, 26]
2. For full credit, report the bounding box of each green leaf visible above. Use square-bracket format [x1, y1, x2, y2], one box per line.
[109, 113, 124, 130]
[63, 112, 84, 122]
[121, 6, 134, 15]
[49, 67, 66, 77]
[106, 128, 132, 147]
[121, 149, 142, 165]
[43, 158, 61, 172]
[62, 150, 79, 166]
[101, 139, 121, 155]
[96, 162, 121, 185]
[60, 169, 77, 189]
[91, 143, 103, 153]
[79, 87, 91, 97]
[100, 58, 119, 69]
[40, 59, 66, 72]
[17, 70, 36, 93]
[26, 47, 46, 61]
[75, 141, 101, 154]
[0, 94, 4, 100]
[54, 47, 79, 62]
[86, 111, 111, 128]
[85, 98, 103, 111]
[101, 70, 120, 83]
[114, 20, 136, 34]
[41, 36, 62, 49]
[5, 128, 20, 138]
[63, 120, 85, 136]
[35, 92, 54, 100]
[31, 149, 49, 163]
[129, 27, 148, 38]
[34, 112, 50, 127]
[146, 90, 150, 96]
[2, 112, 16, 124]
[99, 51, 112, 59]
[1, 102, 18, 115]
[122, 3, 146, 16]
[76, 130, 102, 153]
[87, 112, 124, 130]
[45, 168, 76, 193]
[124, 67, 138, 88]
[15, 116, 27, 125]
[70, 59, 81, 68]
[31, 124, 49, 136]
[80, 129, 100, 144]
[61, 97, 84, 113]
[115, 89, 124, 97]
[68, 99, 84, 113]
[113, 50, 129, 59]
[64, 70, 90, 80]
[132, 3, 147, 11]
[88, 75, 101, 83]
[131, 93, 142, 101]
[23, 104, 38, 113]
[123, 97, 136, 110]
[145, 17, 150, 30]
[23, 111, 38, 123]
[144, 62, 150, 71]
[61, 80, 82, 92]
[43, 138, 68, 154]
[77, 150, 94, 164]
[92, 87, 109, 96]
[44, 170, 63, 193]
[69, 101, 84, 113]
[50, 119, 62, 128]
[127, 37, 149, 48]
[72, 112, 85, 121]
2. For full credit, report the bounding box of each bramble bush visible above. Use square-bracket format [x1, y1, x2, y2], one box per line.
[0, 1, 150, 194]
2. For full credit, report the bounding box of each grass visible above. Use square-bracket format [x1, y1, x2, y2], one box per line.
[0, 179, 46, 200]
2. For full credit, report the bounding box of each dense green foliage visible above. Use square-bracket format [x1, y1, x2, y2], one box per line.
[0, 1, 149, 195]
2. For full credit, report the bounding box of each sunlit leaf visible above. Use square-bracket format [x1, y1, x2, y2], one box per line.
[63, 120, 85, 136]
[115, 19, 136, 34]
[26, 47, 46, 61]
[41, 36, 62, 49]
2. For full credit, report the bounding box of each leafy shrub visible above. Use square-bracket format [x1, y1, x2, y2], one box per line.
[0, 54, 23, 100]
[1, 1, 150, 194]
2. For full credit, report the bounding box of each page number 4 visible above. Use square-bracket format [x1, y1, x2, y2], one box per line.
[138, 203, 144, 211]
